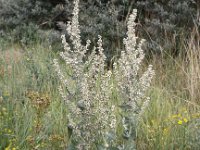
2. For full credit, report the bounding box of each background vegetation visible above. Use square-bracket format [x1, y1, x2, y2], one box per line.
[0, 0, 200, 149]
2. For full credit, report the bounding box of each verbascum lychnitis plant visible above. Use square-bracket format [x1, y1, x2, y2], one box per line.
[53, 0, 154, 149]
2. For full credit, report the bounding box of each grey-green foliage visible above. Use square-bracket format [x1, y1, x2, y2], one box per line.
[0, 0, 61, 29]
[0, 0, 129, 59]
[0, 0, 199, 56]
[59, 0, 199, 56]
[0, 0, 65, 44]
[59, 0, 128, 63]
[135, 0, 198, 54]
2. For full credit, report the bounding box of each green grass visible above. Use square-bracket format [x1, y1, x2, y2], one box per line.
[0, 43, 68, 149]
[0, 41, 200, 150]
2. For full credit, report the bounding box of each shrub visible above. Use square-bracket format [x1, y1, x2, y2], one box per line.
[1, 0, 198, 56]
[53, 0, 154, 149]
[135, 0, 198, 55]
[0, 0, 66, 45]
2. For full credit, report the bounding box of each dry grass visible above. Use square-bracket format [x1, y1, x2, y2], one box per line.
[0, 47, 23, 77]
[185, 27, 200, 103]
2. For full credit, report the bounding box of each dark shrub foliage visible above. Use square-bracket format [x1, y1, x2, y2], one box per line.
[135, 0, 199, 56]
[0, 0, 199, 57]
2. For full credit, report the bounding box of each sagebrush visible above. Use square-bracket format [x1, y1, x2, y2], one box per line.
[54, 0, 154, 149]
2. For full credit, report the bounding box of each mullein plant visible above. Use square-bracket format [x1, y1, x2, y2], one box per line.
[53, 0, 154, 149]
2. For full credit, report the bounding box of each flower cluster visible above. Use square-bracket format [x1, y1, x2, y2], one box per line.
[114, 9, 154, 116]
[53, 0, 154, 149]
[27, 91, 50, 111]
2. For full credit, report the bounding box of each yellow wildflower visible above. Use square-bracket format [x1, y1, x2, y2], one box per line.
[178, 120, 183, 125]
[183, 118, 188, 123]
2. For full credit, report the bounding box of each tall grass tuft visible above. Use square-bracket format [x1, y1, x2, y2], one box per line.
[185, 25, 200, 103]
